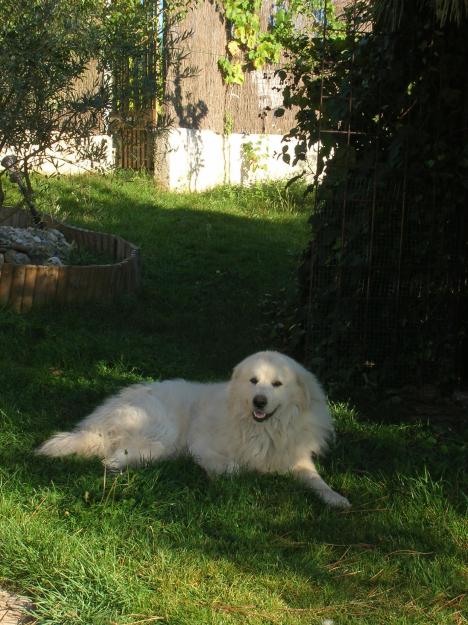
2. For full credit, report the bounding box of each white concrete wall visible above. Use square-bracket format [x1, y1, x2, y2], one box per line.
[0, 135, 114, 176]
[39, 136, 114, 175]
[2, 130, 317, 191]
[163, 128, 317, 192]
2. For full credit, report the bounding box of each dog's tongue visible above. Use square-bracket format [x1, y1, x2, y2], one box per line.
[253, 409, 267, 420]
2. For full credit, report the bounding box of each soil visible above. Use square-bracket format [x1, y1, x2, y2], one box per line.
[0, 589, 36, 624]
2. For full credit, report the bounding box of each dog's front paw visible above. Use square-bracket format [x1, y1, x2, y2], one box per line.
[323, 490, 351, 509]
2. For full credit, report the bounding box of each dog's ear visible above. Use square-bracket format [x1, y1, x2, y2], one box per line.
[227, 361, 243, 416]
[230, 362, 241, 382]
[295, 362, 327, 412]
[295, 361, 335, 451]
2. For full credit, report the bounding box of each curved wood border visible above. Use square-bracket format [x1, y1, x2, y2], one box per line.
[0, 207, 140, 312]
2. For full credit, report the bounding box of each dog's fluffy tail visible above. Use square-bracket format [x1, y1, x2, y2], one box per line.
[36, 429, 105, 459]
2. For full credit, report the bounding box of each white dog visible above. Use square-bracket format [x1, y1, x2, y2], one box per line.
[37, 351, 350, 508]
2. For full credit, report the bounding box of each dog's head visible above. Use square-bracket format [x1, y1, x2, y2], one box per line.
[228, 351, 327, 425]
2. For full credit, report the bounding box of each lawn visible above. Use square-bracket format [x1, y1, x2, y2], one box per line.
[0, 173, 466, 625]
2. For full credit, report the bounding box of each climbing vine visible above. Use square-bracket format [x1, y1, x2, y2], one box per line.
[217, 0, 341, 84]
[217, 0, 278, 84]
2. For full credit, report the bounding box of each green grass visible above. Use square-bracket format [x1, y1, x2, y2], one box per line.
[0, 173, 466, 625]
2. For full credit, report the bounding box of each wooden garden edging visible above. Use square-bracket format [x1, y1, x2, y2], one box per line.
[0, 206, 140, 312]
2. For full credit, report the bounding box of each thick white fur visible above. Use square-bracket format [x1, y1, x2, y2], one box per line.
[37, 351, 350, 508]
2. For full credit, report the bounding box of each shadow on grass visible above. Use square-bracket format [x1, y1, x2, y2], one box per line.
[1, 201, 305, 376]
[0, 178, 309, 501]
[1, 173, 313, 471]
[1, 177, 465, 617]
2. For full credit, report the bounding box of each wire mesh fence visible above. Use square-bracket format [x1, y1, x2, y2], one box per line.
[300, 0, 468, 388]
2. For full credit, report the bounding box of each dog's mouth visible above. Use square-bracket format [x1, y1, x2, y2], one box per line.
[252, 405, 279, 422]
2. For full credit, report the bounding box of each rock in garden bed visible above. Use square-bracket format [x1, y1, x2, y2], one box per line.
[0, 206, 140, 311]
[0, 225, 73, 266]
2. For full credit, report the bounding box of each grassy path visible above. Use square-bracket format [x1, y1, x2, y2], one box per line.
[0, 174, 465, 625]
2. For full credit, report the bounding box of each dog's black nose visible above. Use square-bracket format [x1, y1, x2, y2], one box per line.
[253, 394, 268, 409]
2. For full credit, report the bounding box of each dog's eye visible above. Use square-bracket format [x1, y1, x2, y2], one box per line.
[272, 380, 282, 387]
[250, 377, 258, 385]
